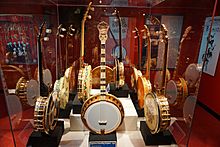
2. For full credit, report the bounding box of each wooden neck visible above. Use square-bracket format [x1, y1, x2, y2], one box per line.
[160, 24, 169, 89]
[80, 2, 93, 67]
[137, 32, 141, 70]
[80, 20, 85, 67]
[173, 26, 192, 80]
[144, 25, 151, 80]
[100, 43, 106, 95]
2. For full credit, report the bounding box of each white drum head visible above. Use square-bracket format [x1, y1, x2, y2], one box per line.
[84, 101, 122, 134]
[183, 95, 196, 126]
[166, 80, 178, 105]
[185, 64, 201, 87]
[43, 69, 52, 88]
[144, 93, 159, 133]
[27, 79, 40, 106]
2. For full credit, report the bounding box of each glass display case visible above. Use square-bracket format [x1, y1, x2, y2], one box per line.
[0, 0, 218, 146]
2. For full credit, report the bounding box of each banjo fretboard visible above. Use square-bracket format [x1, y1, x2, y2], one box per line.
[100, 44, 106, 95]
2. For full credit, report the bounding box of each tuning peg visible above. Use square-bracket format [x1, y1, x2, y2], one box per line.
[46, 28, 52, 34]
[61, 27, 66, 32]
[43, 36, 49, 41]
[90, 7, 94, 11]
[87, 15, 92, 19]
[59, 34, 65, 38]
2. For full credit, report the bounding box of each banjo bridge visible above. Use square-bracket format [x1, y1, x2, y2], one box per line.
[98, 120, 107, 125]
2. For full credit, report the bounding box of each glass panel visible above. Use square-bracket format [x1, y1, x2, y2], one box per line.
[0, 0, 58, 146]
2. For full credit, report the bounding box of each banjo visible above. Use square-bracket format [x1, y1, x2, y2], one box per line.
[34, 22, 59, 134]
[33, 25, 53, 91]
[15, 23, 54, 106]
[77, 2, 93, 102]
[81, 21, 124, 135]
[184, 63, 202, 89]
[130, 27, 142, 92]
[151, 16, 170, 90]
[137, 25, 152, 109]
[112, 9, 125, 89]
[53, 25, 76, 109]
[144, 24, 170, 134]
[165, 26, 193, 107]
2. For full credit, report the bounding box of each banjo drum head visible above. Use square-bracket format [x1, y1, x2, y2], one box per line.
[185, 64, 201, 88]
[81, 94, 124, 134]
[144, 92, 160, 134]
[92, 66, 113, 89]
[26, 79, 40, 106]
[183, 95, 196, 126]
[165, 80, 178, 105]
[43, 69, 53, 88]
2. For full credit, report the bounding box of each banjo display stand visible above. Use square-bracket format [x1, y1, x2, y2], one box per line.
[27, 121, 64, 147]
[140, 121, 176, 145]
[133, 101, 144, 117]
[71, 94, 83, 114]
[109, 83, 129, 98]
[89, 131, 117, 147]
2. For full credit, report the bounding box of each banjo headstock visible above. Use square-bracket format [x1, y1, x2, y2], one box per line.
[82, 2, 94, 23]
[133, 27, 139, 38]
[160, 24, 168, 44]
[97, 21, 109, 44]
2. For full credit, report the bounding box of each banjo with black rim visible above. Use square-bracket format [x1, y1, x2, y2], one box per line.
[33, 22, 59, 134]
[81, 21, 124, 135]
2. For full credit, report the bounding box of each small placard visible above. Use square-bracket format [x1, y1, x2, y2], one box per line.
[89, 132, 117, 147]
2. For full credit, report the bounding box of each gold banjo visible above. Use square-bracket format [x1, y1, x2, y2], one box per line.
[144, 24, 170, 134]
[130, 27, 142, 92]
[81, 21, 124, 135]
[77, 2, 94, 102]
[137, 25, 152, 109]
[165, 26, 193, 107]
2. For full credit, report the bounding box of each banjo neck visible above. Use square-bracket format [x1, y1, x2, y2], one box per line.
[80, 2, 94, 67]
[100, 44, 107, 96]
[113, 9, 122, 62]
[160, 24, 169, 91]
[173, 26, 193, 80]
[97, 21, 109, 99]
[37, 22, 49, 97]
[134, 27, 141, 70]
[143, 25, 151, 80]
